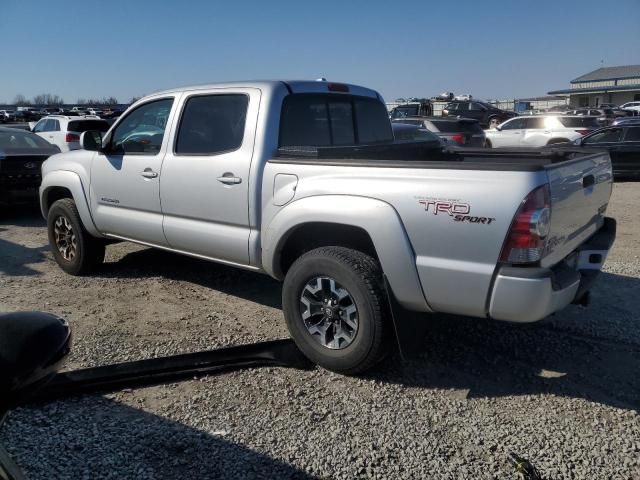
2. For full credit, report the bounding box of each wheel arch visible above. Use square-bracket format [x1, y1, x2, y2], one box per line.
[263, 195, 430, 313]
[40, 171, 102, 237]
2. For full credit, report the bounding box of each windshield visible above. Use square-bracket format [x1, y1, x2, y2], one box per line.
[0, 130, 57, 150]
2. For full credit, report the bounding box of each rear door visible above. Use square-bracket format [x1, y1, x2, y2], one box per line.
[613, 126, 640, 177]
[465, 102, 486, 122]
[520, 117, 548, 147]
[159, 88, 259, 266]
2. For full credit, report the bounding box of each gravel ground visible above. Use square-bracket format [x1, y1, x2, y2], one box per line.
[0, 183, 639, 479]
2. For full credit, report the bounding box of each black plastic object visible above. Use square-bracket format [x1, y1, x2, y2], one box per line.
[383, 275, 429, 359]
[0, 312, 71, 410]
[30, 339, 313, 403]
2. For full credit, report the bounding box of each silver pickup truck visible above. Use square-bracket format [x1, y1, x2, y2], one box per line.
[39, 80, 616, 374]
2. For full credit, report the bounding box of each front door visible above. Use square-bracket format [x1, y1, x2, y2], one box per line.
[159, 88, 260, 266]
[89, 97, 177, 245]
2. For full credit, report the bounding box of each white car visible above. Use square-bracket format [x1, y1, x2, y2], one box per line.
[620, 101, 640, 113]
[485, 115, 601, 148]
[86, 107, 103, 116]
[31, 115, 110, 152]
[454, 94, 473, 101]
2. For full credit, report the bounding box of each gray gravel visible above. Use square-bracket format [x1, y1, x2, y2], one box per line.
[1, 183, 639, 479]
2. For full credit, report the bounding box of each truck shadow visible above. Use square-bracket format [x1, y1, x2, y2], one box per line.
[2, 397, 316, 479]
[104, 248, 640, 412]
[374, 271, 640, 412]
[101, 247, 284, 309]
[0, 237, 48, 276]
[0, 202, 44, 228]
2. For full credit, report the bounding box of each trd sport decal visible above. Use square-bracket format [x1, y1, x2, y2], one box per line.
[418, 198, 496, 225]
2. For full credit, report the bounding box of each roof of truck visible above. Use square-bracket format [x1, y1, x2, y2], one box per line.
[148, 80, 381, 100]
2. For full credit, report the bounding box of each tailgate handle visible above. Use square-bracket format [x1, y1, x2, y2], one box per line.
[582, 174, 595, 188]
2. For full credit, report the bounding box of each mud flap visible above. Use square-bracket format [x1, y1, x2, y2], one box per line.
[29, 339, 313, 403]
[384, 275, 430, 360]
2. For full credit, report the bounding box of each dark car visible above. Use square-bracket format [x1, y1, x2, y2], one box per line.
[392, 116, 486, 147]
[0, 127, 61, 204]
[388, 101, 433, 120]
[441, 101, 517, 129]
[391, 122, 443, 145]
[573, 125, 640, 180]
[567, 108, 616, 126]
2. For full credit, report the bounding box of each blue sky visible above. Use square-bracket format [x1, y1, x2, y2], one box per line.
[1, 0, 639, 104]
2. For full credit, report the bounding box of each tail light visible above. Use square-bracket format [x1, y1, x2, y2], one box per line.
[328, 83, 349, 93]
[448, 133, 465, 145]
[574, 129, 591, 136]
[65, 133, 80, 142]
[499, 185, 551, 264]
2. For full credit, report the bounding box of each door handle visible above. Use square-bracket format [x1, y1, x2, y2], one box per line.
[583, 174, 595, 188]
[217, 173, 242, 185]
[141, 168, 158, 179]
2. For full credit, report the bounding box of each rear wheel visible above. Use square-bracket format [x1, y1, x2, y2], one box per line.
[47, 198, 105, 275]
[282, 246, 388, 374]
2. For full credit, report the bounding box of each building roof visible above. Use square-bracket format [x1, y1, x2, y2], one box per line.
[571, 65, 640, 83]
[548, 84, 640, 95]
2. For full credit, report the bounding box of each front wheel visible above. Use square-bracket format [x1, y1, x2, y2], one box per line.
[47, 198, 105, 275]
[282, 247, 388, 374]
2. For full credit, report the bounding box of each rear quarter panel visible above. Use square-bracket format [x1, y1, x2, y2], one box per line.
[262, 161, 547, 317]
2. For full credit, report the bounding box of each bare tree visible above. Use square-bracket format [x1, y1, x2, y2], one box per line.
[32, 93, 65, 105]
[12, 94, 31, 106]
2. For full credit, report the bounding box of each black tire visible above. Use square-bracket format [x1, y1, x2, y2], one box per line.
[282, 246, 388, 374]
[47, 198, 105, 275]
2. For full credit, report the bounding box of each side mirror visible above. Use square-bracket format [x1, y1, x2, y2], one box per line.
[495, 125, 502, 131]
[28, 122, 36, 132]
[80, 130, 103, 151]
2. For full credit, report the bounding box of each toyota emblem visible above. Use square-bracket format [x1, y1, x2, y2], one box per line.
[23, 162, 37, 169]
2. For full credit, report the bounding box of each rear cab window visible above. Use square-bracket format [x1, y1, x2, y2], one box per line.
[558, 117, 600, 128]
[431, 120, 482, 134]
[279, 94, 393, 147]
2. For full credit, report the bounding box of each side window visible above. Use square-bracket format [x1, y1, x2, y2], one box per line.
[624, 127, 640, 142]
[501, 118, 526, 130]
[445, 103, 458, 112]
[110, 98, 174, 154]
[34, 119, 48, 133]
[525, 117, 545, 129]
[583, 128, 623, 144]
[51, 120, 61, 132]
[175, 94, 249, 155]
[469, 102, 485, 111]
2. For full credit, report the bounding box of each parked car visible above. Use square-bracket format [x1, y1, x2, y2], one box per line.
[100, 108, 124, 120]
[31, 115, 110, 152]
[86, 107, 103, 116]
[612, 117, 640, 126]
[571, 125, 640, 179]
[38, 80, 615, 374]
[433, 92, 454, 101]
[70, 106, 89, 115]
[442, 100, 517, 129]
[454, 94, 472, 101]
[547, 105, 572, 113]
[388, 101, 432, 119]
[391, 122, 445, 145]
[0, 127, 60, 205]
[484, 115, 599, 148]
[392, 116, 486, 147]
[0, 110, 15, 123]
[14, 108, 42, 122]
[567, 108, 616, 126]
[620, 101, 640, 113]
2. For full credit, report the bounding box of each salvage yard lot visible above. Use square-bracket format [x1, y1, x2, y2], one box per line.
[1, 184, 639, 479]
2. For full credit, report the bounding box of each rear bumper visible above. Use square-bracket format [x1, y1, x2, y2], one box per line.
[489, 217, 616, 322]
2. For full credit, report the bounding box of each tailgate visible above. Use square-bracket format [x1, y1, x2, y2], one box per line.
[542, 151, 613, 267]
